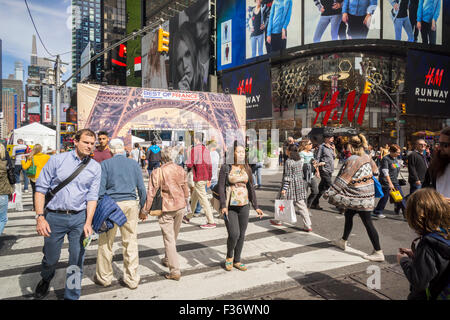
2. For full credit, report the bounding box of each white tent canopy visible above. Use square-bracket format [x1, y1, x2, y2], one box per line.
[12, 122, 56, 151]
[131, 135, 145, 145]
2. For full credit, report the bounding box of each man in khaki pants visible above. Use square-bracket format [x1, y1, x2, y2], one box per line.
[183, 132, 215, 229]
[95, 139, 147, 289]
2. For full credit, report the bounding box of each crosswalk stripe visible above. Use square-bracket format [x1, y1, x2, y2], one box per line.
[2, 177, 371, 300]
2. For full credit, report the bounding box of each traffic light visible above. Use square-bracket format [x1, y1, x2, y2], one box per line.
[158, 28, 170, 53]
[363, 80, 373, 94]
[401, 103, 406, 114]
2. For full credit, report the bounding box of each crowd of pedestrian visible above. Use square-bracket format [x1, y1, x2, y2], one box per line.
[0, 125, 449, 301]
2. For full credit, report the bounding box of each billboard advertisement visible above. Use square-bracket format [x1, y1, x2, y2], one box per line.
[406, 49, 448, 116]
[43, 104, 52, 123]
[141, 22, 169, 89]
[221, 61, 273, 120]
[21, 102, 26, 122]
[61, 103, 69, 122]
[27, 96, 41, 114]
[304, 0, 380, 44]
[27, 85, 40, 97]
[29, 114, 41, 124]
[382, 0, 443, 44]
[218, 0, 302, 71]
[169, 0, 210, 91]
[77, 84, 246, 150]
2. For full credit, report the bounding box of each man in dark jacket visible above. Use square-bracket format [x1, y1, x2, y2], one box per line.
[309, 133, 335, 210]
[407, 139, 428, 196]
[146, 140, 161, 177]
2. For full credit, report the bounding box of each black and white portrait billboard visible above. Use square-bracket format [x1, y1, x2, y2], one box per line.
[169, 0, 211, 91]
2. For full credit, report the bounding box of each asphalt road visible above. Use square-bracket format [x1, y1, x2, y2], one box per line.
[237, 165, 416, 299]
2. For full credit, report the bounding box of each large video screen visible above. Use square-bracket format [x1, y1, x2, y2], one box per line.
[218, 0, 301, 71]
[27, 96, 41, 114]
[142, 22, 169, 89]
[221, 61, 273, 120]
[382, 0, 443, 44]
[169, 0, 210, 91]
[304, 0, 381, 44]
[217, 0, 447, 71]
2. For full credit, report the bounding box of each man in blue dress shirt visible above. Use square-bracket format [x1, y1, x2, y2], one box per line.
[34, 129, 101, 300]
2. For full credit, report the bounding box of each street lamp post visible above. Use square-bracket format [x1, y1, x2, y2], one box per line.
[367, 77, 403, 147]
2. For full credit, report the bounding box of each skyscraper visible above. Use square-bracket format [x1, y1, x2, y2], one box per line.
[72, 0, 103, 87]
[72, 0, 127, 88]
[14, 61, 24, 82]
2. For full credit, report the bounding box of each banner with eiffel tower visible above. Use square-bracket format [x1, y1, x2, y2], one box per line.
[77, 84, 246, 149]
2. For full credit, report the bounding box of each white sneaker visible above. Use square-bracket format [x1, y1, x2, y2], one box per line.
[332, 238, 347, 251]
[363, 250, 385, 262]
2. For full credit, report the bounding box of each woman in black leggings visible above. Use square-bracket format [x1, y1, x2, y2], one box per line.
[217, 142, 264, 271]
[324, 134, 384, 262]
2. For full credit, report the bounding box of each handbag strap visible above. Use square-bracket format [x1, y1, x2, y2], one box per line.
[46, 157, 91, 203]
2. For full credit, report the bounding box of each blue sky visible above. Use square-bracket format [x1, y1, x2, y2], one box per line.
[1, 0, 72, 83]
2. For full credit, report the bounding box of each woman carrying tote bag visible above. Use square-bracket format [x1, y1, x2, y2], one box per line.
[270, 144, 312, 232]
[140, 147, 190, 281]
[325, 134, 385, 262]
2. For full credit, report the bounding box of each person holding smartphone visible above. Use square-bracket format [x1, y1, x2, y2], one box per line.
[218, 141, 264, 272]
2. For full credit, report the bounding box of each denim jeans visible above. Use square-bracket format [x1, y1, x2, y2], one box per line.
[313, 14, 342, 42]
[252, 163, 263, 186]
[394, 17, 414, 41]
[251, 33, 264, 57]
[14, 165, 29, 190]
[147, 161, 160, 177]
[41, 210, 86, 300]
[410, 183, 421, 194]
[374, 184, 406, 215]
[0, 195, 8, 235]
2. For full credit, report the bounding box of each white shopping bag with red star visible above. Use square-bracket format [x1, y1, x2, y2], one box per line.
[274, 199, 297, 224]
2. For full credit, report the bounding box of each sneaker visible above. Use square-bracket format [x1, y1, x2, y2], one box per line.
[270, 219, 282, 226]
[200, 223, 216, 229]
[301, 228, 312, 232]
[332, 238, 347, 251]
[182, 216, 190, 224]
[363, 250, 385, 262]
[310, 205, 323, 210]
[371, 213, 385, 219]
[91, 233, 99, 241]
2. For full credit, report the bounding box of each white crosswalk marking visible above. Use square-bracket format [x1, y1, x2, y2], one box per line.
[1, 181, 370, 300]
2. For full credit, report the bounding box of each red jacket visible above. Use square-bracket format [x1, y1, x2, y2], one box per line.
[186, 144, 212, 182]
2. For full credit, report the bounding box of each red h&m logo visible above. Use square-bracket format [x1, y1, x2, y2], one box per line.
[425, 68, 444, 87]
[237, 78, 252, 95]
[313, 90, 368, 126]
